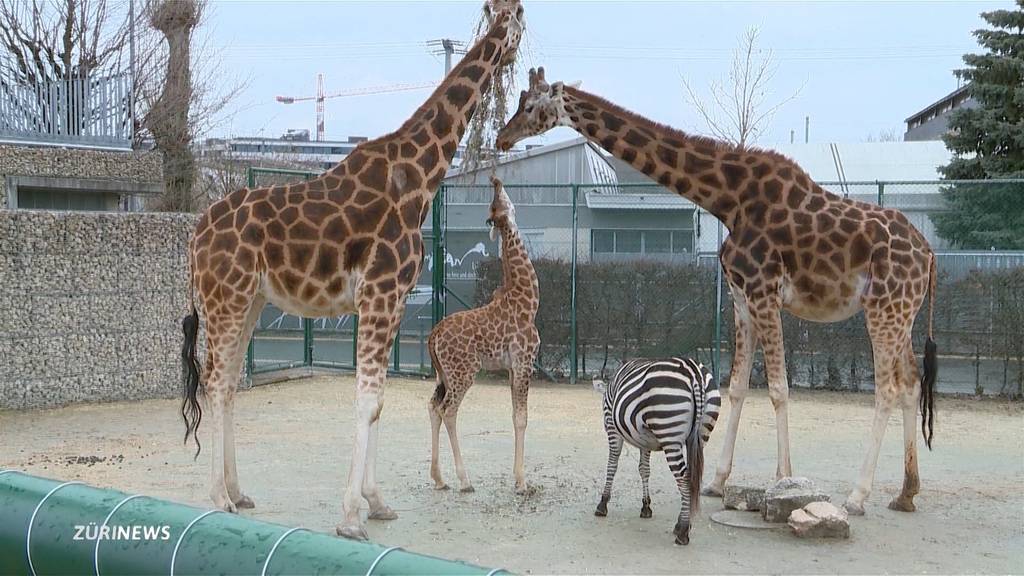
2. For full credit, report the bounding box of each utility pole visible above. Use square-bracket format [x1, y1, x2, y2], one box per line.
[790, 129, 795, 144]
[427, 39, 467, 77]
[805, 116, 810, 143]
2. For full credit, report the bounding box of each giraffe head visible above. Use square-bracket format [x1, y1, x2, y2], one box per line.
[496, 67, 571, 151]
[483, 0, 525, 66]
[486, 175, 516, 241]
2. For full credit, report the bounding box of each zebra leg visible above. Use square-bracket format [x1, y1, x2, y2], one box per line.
[596, 430, 623, 517]
[639, 448, 652, 518]
[665, 443, 692, 545]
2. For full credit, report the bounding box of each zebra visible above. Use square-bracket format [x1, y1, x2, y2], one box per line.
[593, 357, 721, 545]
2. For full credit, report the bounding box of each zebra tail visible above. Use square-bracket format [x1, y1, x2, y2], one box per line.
[687, 381, 706, 515]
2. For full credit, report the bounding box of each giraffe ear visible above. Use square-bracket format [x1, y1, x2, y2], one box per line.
[551, 81, 564, 98]
[567, 80, 582, 89]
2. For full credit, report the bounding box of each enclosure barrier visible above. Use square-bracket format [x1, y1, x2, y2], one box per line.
[0, 471, 506, 576]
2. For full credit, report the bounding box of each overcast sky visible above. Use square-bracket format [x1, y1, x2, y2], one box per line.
[202, 0, 1008, 148]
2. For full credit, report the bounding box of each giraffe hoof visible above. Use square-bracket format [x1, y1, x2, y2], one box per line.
[888, 496, 916, 512]
[843, 500, 866, 516]
[701, 484, 724, 497]
[640, 506, 652, 519]
[368, 506, 399, 521]
[336, 524, 369, 541]
[674, 534, 690, 546]
[595, 502, 608, 517]
[459, 485, 476, 494]
[233, 494, 256, 509]
[434, 483, 450, 491]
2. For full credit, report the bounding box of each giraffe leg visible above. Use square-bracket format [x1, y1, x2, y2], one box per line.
[639, 448, 653, 518]
[704, 291, 755, 496]
[337, 293, 402, 540]
[442, 387, 474, 493]
[845, 311, 902, 515]
[511, 365, 532, 494]
[428, 397, 448, 490]
[202, 316, 247, 513]
[364, 416, 398, 520]
[665, 443, 692, 545]
[753, 309, 793, 480]
[889, 338, 921, 513]
[223, 296, 264, 511]
[595, 428, 623, 517]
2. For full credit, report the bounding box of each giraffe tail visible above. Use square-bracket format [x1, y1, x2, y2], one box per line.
[181, 249, 203, 459]
[920, 252, 938, 450]
[427, 332, 446, 410]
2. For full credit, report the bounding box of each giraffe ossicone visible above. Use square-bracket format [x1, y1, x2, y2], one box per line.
[428, 176, 540, 494]
[180, 0, 525, 541]
[497, 65, 939, 516]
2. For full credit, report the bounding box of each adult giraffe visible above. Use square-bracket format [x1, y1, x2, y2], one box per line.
[495, 68, 937, 515]
[180, 0, 524, 541]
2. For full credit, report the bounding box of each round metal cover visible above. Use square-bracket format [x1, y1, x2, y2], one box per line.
[710, 509, 787, 530]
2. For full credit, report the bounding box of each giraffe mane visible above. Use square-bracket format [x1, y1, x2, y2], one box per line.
[563, 86, 803, 170]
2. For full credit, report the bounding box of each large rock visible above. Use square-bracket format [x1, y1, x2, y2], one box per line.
[762, 477, 830, 523]
[788, 501, 850, 539]
[723, 485, 766, 512]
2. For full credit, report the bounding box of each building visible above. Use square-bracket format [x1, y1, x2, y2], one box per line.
[201, 132, 486, 173]
[0, 73, 162, 211]
[904, 85, 977, 142]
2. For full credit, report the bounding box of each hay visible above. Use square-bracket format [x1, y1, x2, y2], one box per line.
[461, 6, 521, 178]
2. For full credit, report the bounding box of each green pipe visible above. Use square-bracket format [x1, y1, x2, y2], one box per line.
[0, 471, 506, 576]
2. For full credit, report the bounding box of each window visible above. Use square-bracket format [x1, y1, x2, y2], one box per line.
[18, 188, 115, 211]
[592, 229, 693, 255]
[593, 230, 614, 253]
[671, 230, 693, 254]
[645, 230, 671, 253]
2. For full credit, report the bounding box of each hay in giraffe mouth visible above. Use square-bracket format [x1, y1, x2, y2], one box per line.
[461, 3, 527, 177]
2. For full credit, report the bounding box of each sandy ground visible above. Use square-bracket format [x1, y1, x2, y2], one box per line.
[1, 373, 1021, 575]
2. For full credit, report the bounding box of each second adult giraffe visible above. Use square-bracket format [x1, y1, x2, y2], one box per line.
[428, 176, 540, 494]
[496, 68, 938, 515]
[179, 0, 524, 541]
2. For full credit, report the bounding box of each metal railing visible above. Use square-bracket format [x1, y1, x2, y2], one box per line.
[0, 73, 132, 148]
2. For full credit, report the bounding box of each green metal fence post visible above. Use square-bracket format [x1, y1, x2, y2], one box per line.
[431, 184, 446, 336]
[245, 167, 257, 382]
[352, 315, 359, 370]
[570, 184, 579, 385]
[713, 217, 723, 387]
[303, 319, 313, 366]
[393, 331, 401, 372]
[877, 181, 885, 207]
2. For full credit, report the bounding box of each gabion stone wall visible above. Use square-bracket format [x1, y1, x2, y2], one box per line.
[0, 145, 163, 207]
[0, 210, 200, 409]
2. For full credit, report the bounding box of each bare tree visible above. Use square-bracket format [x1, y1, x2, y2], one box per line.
[0, 0, 132, 82]
[865, 127, 902, 142]
[682, 27, 800, 149]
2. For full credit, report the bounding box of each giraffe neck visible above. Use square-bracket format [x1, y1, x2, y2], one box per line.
[396, 20, 511, 190]
[497, 221, 539, 301]
[562, 86, 747, 228]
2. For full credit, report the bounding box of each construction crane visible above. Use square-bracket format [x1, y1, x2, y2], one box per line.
[276, 73, 438, 141]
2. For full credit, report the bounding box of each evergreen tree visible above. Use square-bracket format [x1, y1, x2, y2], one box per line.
[933, 1, 1024, 249]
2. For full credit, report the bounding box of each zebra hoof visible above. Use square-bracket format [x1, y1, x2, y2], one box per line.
[674, 533, 690, 546]
[640, 504, 652, 519]
[595, 502, 608, 517]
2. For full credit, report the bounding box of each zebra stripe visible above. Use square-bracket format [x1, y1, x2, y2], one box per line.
[596, 357, 721, 545]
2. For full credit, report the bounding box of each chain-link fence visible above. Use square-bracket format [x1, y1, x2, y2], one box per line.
[245, 172, 1024, 398]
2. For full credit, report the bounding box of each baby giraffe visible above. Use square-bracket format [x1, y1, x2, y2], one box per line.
[428, 175, 540, 494]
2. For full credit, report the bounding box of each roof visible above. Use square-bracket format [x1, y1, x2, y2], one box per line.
[771, 141, 951, 182]
[444, 136, 618, 186]
[585, 190, 694, 211]
[905, 84, 971, 123]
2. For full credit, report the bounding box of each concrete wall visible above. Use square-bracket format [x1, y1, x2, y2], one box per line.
[0, 145, 162, 208]
[0, 210, 199, 410]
